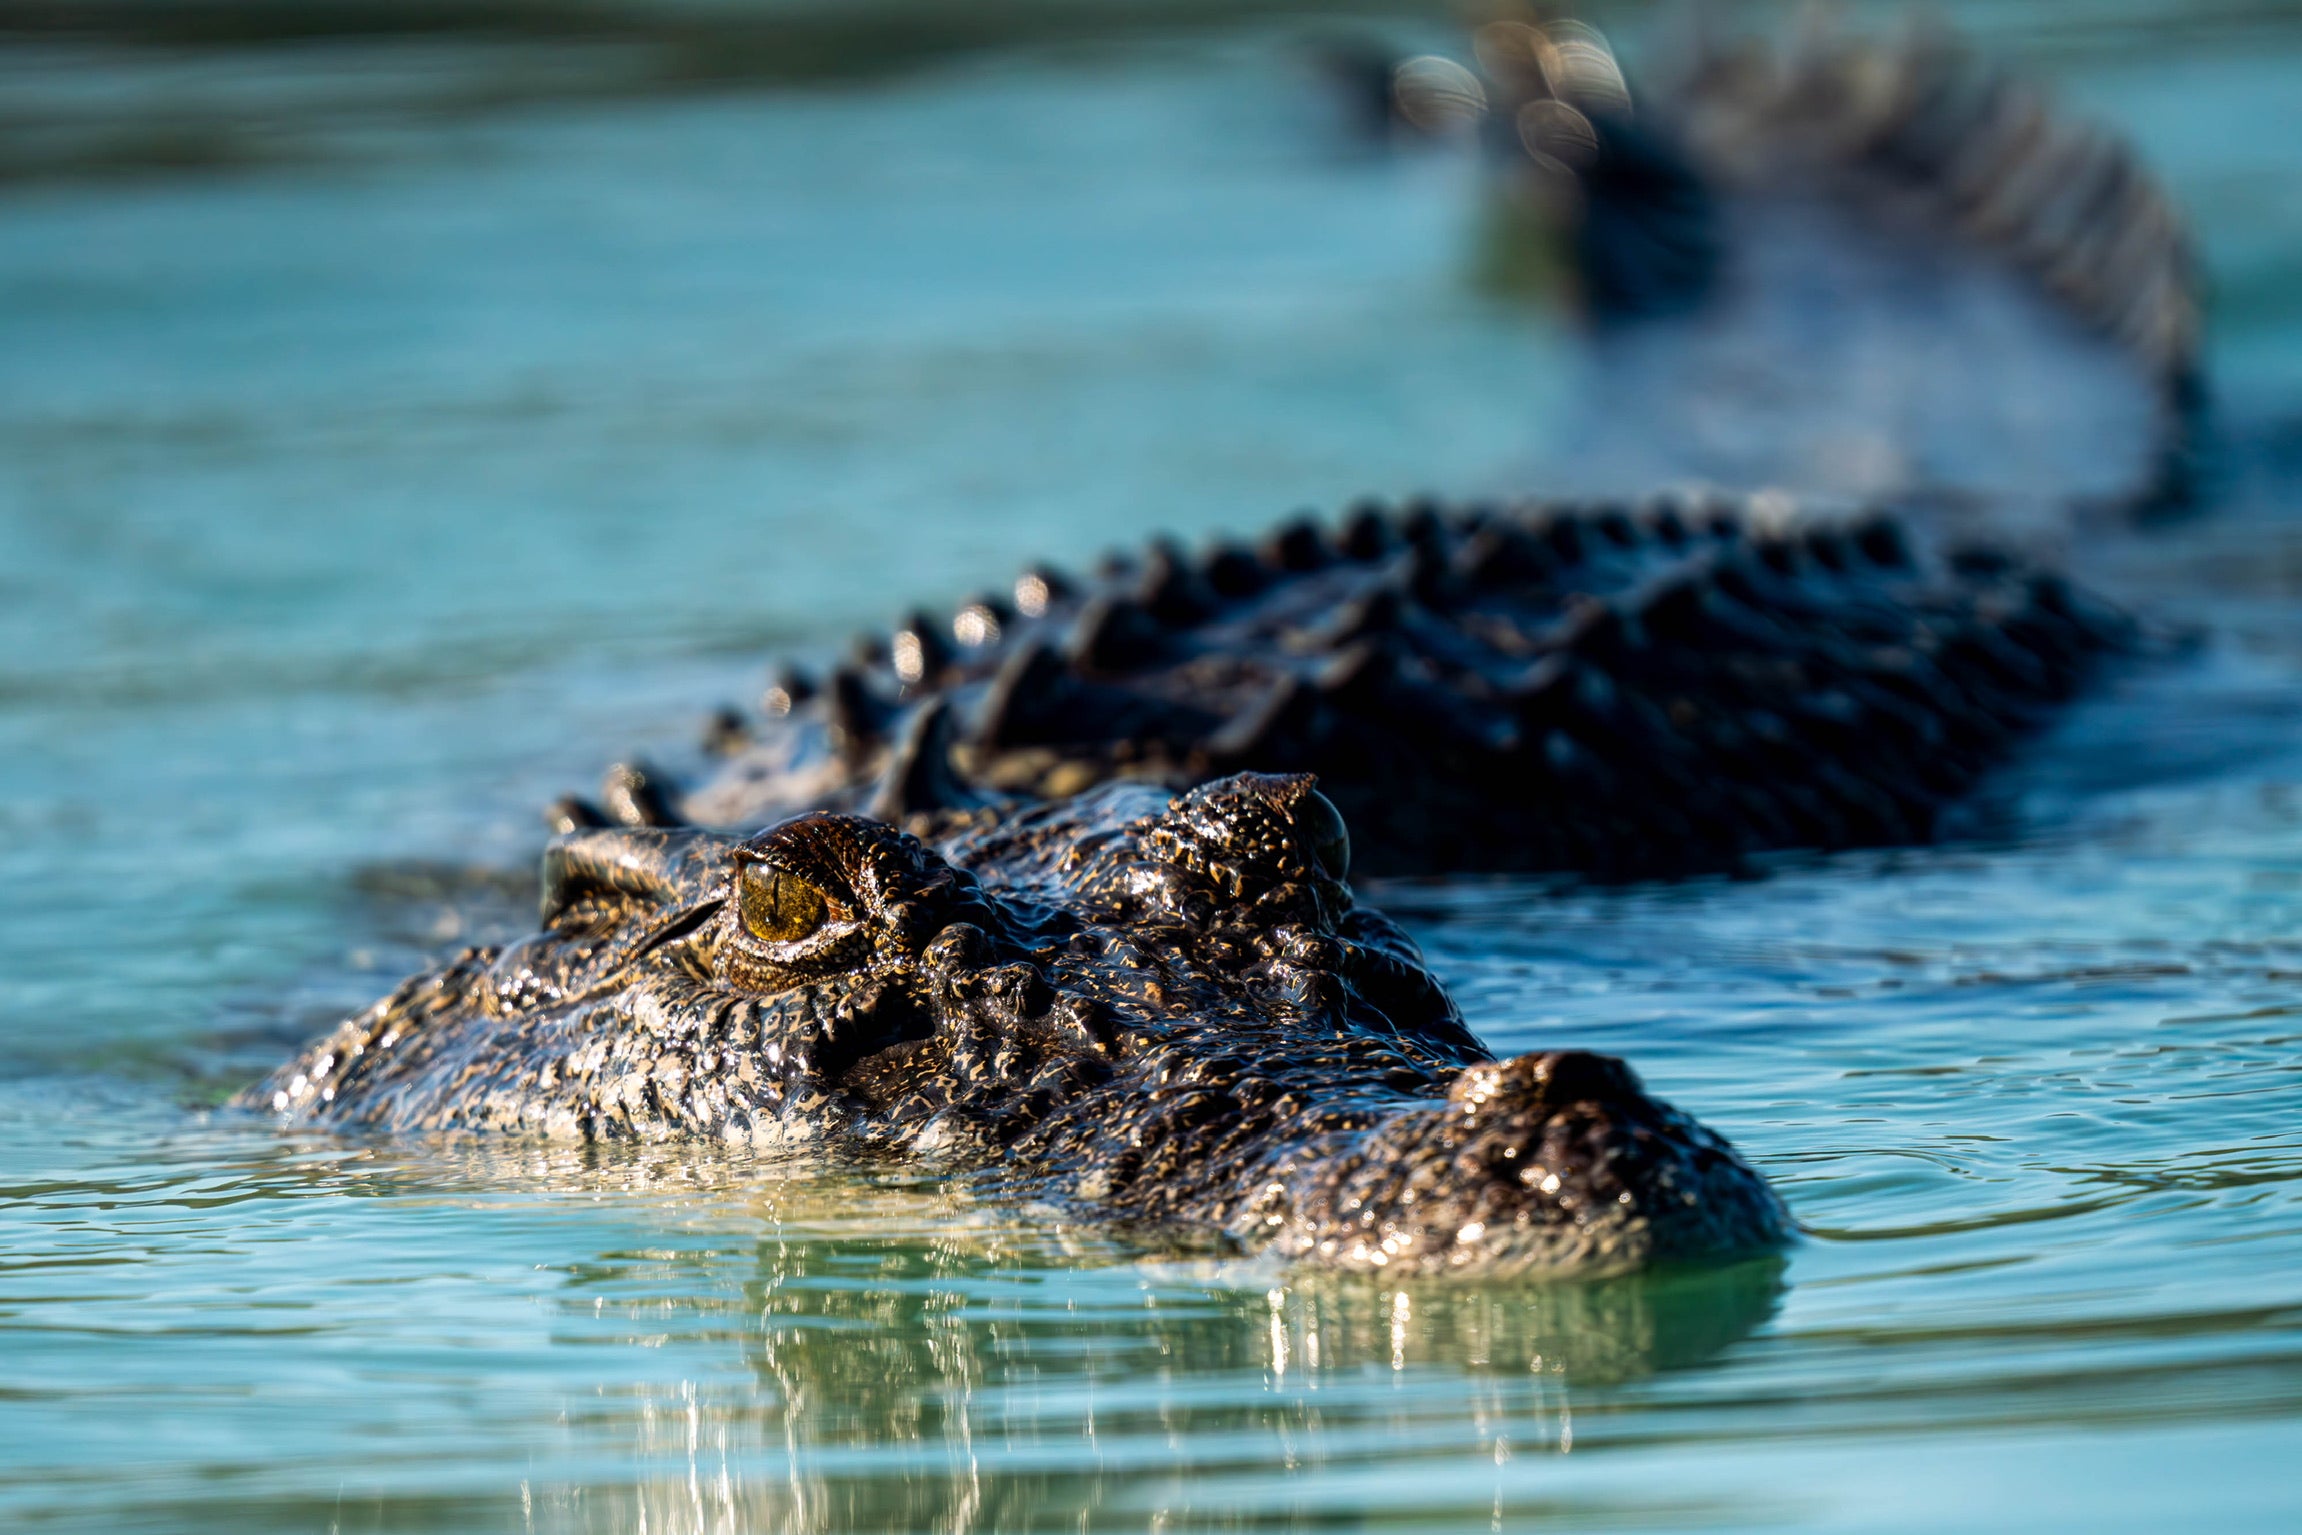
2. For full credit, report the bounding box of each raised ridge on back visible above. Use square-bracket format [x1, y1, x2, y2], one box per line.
[653, 494, 2133, 878]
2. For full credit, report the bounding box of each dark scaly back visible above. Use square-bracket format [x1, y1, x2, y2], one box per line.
[679, 493, 2134, 878]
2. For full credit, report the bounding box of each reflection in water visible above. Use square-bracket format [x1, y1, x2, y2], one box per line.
[274, 1137, 1781, 1534]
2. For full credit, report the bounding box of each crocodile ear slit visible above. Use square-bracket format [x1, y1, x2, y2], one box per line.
[616, 896, 726, 967]
[538, 827, 726, 924]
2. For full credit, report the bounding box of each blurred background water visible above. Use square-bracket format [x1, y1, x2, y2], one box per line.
[3, 1, 2301, 1529]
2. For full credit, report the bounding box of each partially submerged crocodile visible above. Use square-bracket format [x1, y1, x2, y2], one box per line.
[247, 773, 1786, 1275]
[666, 493, 2134, 880]
[250, 14, 2207, 1275]
[632, 16, 2188, 879]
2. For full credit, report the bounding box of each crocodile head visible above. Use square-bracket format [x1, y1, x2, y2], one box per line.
[248, 772, 1786, 1276]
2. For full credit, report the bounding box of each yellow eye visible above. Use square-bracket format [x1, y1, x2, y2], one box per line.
[736, 865, 832, 945]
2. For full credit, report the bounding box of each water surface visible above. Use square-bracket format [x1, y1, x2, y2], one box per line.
[4, 4, 2301, 1529]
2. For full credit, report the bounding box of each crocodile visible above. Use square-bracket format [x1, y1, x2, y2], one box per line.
[247, 13, 2206, 1274]
[245, 772, 1787, 1276]
[634, 15, 2190, 879]
[663, 494, 2135, 880]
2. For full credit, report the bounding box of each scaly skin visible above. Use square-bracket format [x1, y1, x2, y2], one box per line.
[667, 494, 2132, 878]
[245, 774, 1787, 1277]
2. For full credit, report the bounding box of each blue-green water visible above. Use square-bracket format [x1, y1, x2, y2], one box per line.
[4, 4, 2302, 1529]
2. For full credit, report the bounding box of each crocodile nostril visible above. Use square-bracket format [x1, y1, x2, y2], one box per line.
[1524, 1050, 1643, 1105]
[1449, 1050, 1646, 1112]
[1295, 789, 1351, 883]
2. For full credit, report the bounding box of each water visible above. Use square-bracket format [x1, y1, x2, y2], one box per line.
[4, 3, 2301, 1529]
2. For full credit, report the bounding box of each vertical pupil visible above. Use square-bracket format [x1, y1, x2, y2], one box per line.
[742, 867, 827, 943]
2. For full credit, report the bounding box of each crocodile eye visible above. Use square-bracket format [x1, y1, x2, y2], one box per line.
[1297, 790, 1350, 883]
[737, 864, 832, 945]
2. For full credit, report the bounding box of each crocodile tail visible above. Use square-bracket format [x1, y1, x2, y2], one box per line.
[1474, 9, 2205, 531]
[1663, 8, 2204, 511]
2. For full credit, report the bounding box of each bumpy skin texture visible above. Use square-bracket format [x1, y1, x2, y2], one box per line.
[677, 494, 2131, 878]
[246, 774, 1787, 1277]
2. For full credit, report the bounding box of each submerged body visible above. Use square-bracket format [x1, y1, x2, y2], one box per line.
[248, 775, 1786, 1276]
